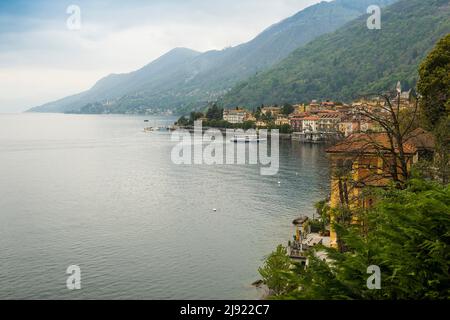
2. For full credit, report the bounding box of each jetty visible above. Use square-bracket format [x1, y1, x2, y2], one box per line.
[288, 215, 330, 265]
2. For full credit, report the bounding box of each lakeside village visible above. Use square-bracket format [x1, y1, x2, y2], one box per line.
[166, 84, 435, 260]
[165, 87, 416, 143]
[142, 33, 450, 299]
[153, 82, 442, 296]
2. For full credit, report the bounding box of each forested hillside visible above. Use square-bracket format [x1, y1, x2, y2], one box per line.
[221, 0, 450, 108]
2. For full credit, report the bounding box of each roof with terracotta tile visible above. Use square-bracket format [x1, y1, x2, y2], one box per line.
[326, 132, 418, 155]
[404, 128, 436, 151]
[319, 113, 342, 119]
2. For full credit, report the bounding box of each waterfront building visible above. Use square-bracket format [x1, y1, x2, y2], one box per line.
[256, 120, 268, 128]
[294, 104, 307, 113]
[325, 129, 435, 247]
[338, 117, 361, 137]
[302, 116, 320, 133]
[245, 114, 257, 122]
[223, 108, 251, 124]
[261, 106, 282, 116]
[289, 115, 306, 132]
[317, 113, 342, 132]
[275, 116, 290, 126]
[309, 100, 321, 111]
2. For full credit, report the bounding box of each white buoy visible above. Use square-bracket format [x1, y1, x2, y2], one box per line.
[213, 208, 217, 212]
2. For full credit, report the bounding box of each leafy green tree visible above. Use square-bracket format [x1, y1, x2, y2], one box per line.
[417, 33, 450, 183]
[279, 124, 293, 134]
[417, 33, 450, 129]
[434, 119, 450, 184]
[281, 103, 295, 116]
[313, 200, 331, 235]
[258, 245, 293, 297]
[189, 112, 204, 124]
[207, 119, 233, 128]
[262, 111, 274, 123]
[206, 104, 224, 121]
[176, 116, 190, 126]
[263, 179, 450, 300]
[255, 106, 262, 120]
[242, 121, 256, 130]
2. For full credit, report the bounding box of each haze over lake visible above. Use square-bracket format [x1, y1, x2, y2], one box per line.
[0, 113, 329, 299]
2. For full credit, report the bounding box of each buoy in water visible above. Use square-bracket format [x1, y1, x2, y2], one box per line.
[213, 208, 217, 212]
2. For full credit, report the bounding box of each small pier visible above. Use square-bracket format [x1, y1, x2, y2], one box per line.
[288, 215, 330, 265]
[292, 132, 341, 143]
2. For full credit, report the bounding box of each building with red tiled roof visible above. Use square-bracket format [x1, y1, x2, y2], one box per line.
[289, 114, 308, 132]
[326, 129, 435, 248]
[326, 132, 419, 155]
[338, 118, 361, 137]
[302, 116, 320, 132]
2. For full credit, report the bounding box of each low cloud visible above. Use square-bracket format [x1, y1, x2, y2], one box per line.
[0, 0, 322, 112]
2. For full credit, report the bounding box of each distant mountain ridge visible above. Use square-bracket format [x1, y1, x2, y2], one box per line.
[29, 0, 397, 114]
[220, 0, 450, 108]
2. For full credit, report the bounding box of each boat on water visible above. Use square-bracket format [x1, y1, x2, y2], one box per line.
[231, 134, 267, 143]
[144, 126, 173, 133]
[155, 126, 172, 132]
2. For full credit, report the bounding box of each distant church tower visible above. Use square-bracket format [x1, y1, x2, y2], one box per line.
[396, 81, 402, 94]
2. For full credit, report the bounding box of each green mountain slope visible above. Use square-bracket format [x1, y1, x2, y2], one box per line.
[28, 48, 202, 113]
[29, 0, 396, 114]
[220, 0, 450, 108]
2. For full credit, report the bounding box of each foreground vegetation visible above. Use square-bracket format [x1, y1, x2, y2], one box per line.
[259, 32, 450, 300]
[260, 179, 450, 300]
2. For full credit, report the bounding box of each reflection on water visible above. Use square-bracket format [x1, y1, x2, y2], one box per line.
[0, 113, 330, 299]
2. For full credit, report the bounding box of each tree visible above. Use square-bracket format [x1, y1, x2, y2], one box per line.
[312, 200, 331, 235]
[262, 111, 274, 123]
[255, 106, 262, 120]
[263, 179, 450, 300]
[242, 121, 256, 130]
[279, 124, 293, 134]
[417, 34, 450, 183]
[206, 104, 223, 121]
[434, 119, 450, 184]
[417, 33, 450, 130]
[176, 116, 189, 126]
[189, 111, 204, 124]
[258, 245, 293, 297]
[355, 87, 421, 188]
[281, 103, 295, 116]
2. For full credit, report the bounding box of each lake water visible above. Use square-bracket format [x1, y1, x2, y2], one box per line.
[0, 113, 330, 299]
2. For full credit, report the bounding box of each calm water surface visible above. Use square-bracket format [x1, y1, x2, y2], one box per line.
[0, 113, 330, 299]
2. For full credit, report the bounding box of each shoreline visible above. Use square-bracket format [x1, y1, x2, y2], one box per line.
[174, 126, 342, 144]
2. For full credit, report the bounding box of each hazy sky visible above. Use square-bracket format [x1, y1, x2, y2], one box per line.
[0, 0, 324, 112]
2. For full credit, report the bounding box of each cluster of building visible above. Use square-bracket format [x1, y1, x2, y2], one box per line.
[326, 127, 435, 247]
[222, 101, 383, 139]
[288, 126, 435, 259]
[223, 108, 256, 124]
[222, 86, 416, 142]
